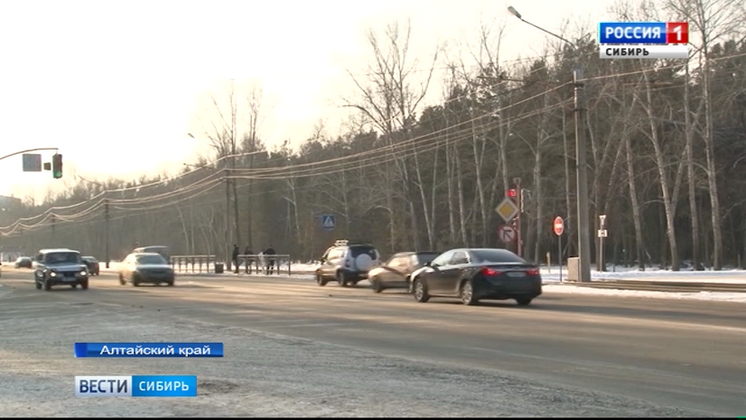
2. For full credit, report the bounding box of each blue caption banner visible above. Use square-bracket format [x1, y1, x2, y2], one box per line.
[598, 22, 667, 44]
[74, 342, 223, 358]
[75, 375, 197, 397]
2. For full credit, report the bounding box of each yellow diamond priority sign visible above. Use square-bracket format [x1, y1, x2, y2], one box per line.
[495, 198, 519, 223]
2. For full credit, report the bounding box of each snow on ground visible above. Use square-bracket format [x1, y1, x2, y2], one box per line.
[543, 284, 746, 303]
[0, 300, 698, 417]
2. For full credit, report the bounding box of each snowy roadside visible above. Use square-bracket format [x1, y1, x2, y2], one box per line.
[543, 284, 746, 303]
[0, 300, 701, 417]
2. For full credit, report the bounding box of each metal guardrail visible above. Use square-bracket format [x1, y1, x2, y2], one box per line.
[170, 255, 218, 274]
[169, 254, 293, 275]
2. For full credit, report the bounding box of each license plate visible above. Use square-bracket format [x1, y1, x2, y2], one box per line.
[63, 277, 76, 281]
[507, 272, 526, 277]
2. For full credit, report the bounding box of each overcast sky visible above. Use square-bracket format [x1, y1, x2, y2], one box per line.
[0, 0, 625, 201]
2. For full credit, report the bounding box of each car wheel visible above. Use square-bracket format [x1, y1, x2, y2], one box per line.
[460, 281, 478, 306]
[412, 278, 430, 303]
[336, 272, 348, 287]
[371, 277, 383, 293]
[35, 280, 41, 290]
[316, 273, 327, 286]
[81, 280, 89, 290]
[72, 284, 78, 288]
[516, 298, 532, 306]
[167, 280, 174, 287]
[118, 273, 126, 286]
[43, 279, 52, 291]
[132, 274, 141, 287]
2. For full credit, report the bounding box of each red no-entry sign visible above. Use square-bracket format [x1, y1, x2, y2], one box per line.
[553, 216, 564, 236]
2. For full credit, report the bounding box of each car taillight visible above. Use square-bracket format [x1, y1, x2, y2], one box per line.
[527, 269, 539, 275]
[481, 267, 501, 276]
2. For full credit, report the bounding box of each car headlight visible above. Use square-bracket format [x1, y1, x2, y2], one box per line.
[80, 270, 87, 275]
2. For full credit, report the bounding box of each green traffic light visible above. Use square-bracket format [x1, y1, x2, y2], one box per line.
[52, 153, 63, 179]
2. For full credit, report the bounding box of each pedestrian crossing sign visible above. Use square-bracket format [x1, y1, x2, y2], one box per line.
[321, 214, 336, 230]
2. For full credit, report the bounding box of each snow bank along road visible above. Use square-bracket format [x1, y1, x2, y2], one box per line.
[1, 268, 743, 417]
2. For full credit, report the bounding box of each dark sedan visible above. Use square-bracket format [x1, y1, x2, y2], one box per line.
[81, 256, 100, 275]
[410, 248, 542, 306]
[14, 257, 33, 268]
[368, 251, 440, 293]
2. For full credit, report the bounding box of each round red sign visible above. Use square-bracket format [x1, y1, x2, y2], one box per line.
[553, 216, 564, 236]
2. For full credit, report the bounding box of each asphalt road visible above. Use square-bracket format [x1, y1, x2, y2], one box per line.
[1, 268, 744, 416]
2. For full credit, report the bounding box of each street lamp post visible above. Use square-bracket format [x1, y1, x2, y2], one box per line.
[508, 6, 592, 282]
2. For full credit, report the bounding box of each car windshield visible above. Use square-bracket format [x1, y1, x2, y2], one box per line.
[470, 249, 526, 264]
[416, 253, 439, 265]
[46, 252, 81, 264]
[83, 257, 97, 262]
[136, 255, 167, 265]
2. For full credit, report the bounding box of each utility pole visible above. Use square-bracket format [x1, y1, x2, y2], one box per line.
[514, 177, 523, 257]
[224, 163, 231, 272]
[574, 68, 592, 282]
[104, 199, 110, 269]
[508, 5, 592, 282]
[51, 214, 56, 244]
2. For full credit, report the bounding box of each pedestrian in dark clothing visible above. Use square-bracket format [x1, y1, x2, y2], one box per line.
[244, 246, 252, 274]
[232, 244, 240, 273]
[263, 245, 276, 275]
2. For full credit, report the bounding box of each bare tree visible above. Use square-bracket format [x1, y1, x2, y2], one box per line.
[242, 81, 265, 250]
[343, 19, 439, 250]
[665, 0, 746, 269]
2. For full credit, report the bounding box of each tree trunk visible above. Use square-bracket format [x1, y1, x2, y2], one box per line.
[702, 55, 723, 270]
[446, 140, 457, 246]
[684, 63, 701, 269]
[638, 72, 681, 271]
[624, 128, 645, 271]
[455, 146, 469, 246]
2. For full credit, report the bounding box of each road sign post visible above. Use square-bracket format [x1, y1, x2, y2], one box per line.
[321, 214, 336, 231]
[513, 178, 522, 257]
[498, 225, 516, 244]
[598, 215, 607, 272]
[554, 216, 564, 282]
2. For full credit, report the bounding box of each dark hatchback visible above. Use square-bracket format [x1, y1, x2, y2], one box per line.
[410, 248, 542, 306]
[81, 256, 100, 275]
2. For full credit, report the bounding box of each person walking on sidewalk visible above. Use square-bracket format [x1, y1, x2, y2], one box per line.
[232, 244, 240, 274]
[263, 245, 276, 275]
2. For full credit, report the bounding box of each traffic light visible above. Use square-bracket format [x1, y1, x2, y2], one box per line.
[507, 189, 517, 198]
[52, 154, 63, 179]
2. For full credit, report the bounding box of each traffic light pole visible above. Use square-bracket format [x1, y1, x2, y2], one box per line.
[515, 178, 523, 257]
[0, 147, 59, 162]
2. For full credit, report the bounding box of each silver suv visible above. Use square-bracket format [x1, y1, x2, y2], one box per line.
[33, 248, 89, 291]
[315, 240, 381, 287]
